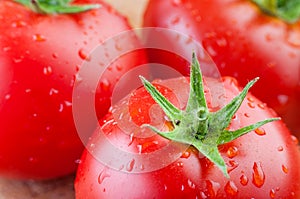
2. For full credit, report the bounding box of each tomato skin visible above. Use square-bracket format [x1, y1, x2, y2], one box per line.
[0, 0, 146, 179]
[143, 0, 300, 137]
[75, 76, 300, 198]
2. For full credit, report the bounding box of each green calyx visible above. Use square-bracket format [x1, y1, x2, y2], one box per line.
[252, 0, 300, 23]
[15, 0, 101, 14]
[140, 52, 279, 177]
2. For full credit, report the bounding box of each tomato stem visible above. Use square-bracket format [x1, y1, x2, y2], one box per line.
[252, 0, 300, 23]
[14, 0, 101, 14]
[140, 52, 280, 177]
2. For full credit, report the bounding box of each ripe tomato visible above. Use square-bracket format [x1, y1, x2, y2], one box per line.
[143, 0, 300, 137]
[75, 55, 300, 198]
[0, 0, 146, 179]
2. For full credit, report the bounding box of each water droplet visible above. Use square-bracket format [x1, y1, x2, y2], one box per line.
[282, 164, 288, 174]
[43, 66, 53, 75]
[98, 168, 110, 184]
[49, 88, 59, 96]
[181, 184, 185, 191]
[78, 48, 90, 60]
[164, 184, 168, 190]
[225, 181, 238, 196]
[126, 159, 135, 172]
[240, 174, 248, 186]
[58, 103, 64, 112]
[100, 78, 111, 92]
[291, 135, 299, 145]
[252, 162, 265, 188]
[75, 159, 82, 164]
[254, 127, 266, 136]
[115, 43, 122, 51]
[277, 146, 284, 152]
[270, 189, 276, 198]
[226, 146, 238, 158]
[176, 161, 184, 167]
[181, 151, 191, 159]
[244, 113, 250, 118]
[187, 179, 196, 189]
[205, 180, 220, 198]
[28, 157, 38, 164]
[137, 144, 142, 154]
[227, 160, 239, 173]
[247, 102, 255, 108]
[33, 34, 46, 42]
[257, 103, 266, 109]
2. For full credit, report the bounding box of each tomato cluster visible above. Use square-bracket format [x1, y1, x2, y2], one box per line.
[1, 0, 300, 198]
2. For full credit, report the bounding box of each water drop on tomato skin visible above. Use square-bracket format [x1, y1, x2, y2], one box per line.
[33, 34, 46, 42]
[181, 150, 191, 159]
[254, 128, 266, 136]
[78, 48, 90, 61]
[224, 181, 238, 196]
[126, 159, 135, 172]
[98, 168, 110, 184]
[240, 174, 248, 186]
[270, 189, 276, 198]
[226, 146, 238, 158]
[172, 0, 182, 6]
[282, 165, 288, 174]
[252, 162, 265, 188]
[43, 66, 53, 76]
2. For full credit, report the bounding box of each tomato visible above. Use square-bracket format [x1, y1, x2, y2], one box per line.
[0, 0, 146, 179]
[143, 0, 300, 137]
[75, 54, 300, 198]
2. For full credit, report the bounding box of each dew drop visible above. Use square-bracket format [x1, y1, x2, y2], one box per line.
[270, 189, 276, 198]
[282, 164, 288, 174]
[75, 159, 82, 164]
[205, 180, 220, 198]
[254, 128, 266, 136]
[247, 102, 255, 109]
[252, 162, 265, 188]
[49, 88, 59, 96]
[187, 179, 196, 189]
[240, 174, 248, 186]
[43, 66, 53, 75]
[33, 34, 46, 42]
[258, 103, 266, 109]
[100, 79, 111, 92]
[28, 157, 38, 164]
[226, 146, 238, 158]
[244, 113, 250, 118]
[78, 48, 89, 60]
[277, 146, 284, 152]
[227, 160, 239, 173]
[98, 168, 110, 184]
[114, 43, 122, 51]
[116, 64, 123, 71]
[126, 159, 135, 172]
[181, 151, 191, 159]
[224, 181, 238, 196]
[291, 135, 299, 145]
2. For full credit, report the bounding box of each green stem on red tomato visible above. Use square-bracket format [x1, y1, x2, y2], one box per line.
[140, 52, 280, 178]
[14, 0, 101, 14]
[252, 0, 300, 23]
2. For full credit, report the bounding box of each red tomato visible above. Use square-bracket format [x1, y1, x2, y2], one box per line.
[75, 56, 300, 198]
[0, 0, 146, 179]
[143, 0, 300, 137]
